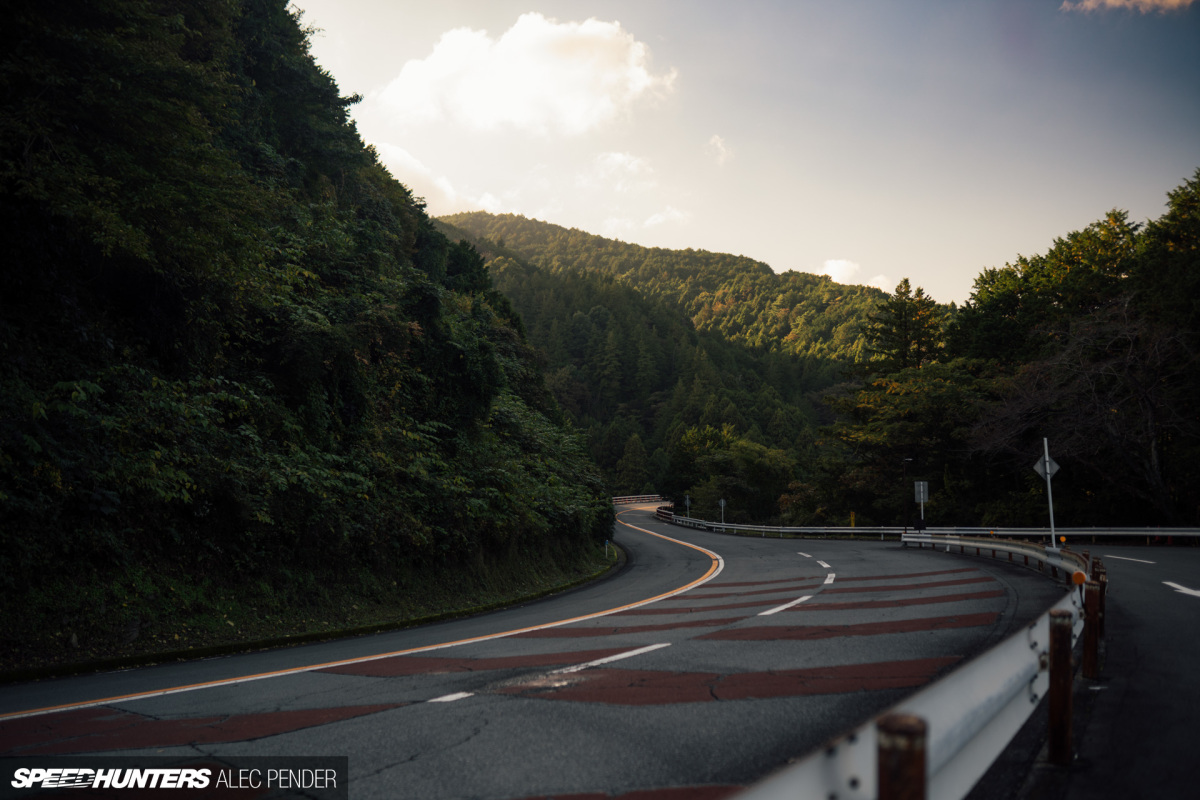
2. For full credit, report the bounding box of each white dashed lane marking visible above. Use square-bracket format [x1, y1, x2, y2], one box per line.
[429, 692, 474, 703]
[758, 596, 814, 616]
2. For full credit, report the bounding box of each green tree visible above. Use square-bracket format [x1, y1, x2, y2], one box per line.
[614, 434, 651, 494]
[864, 279, 942, 371]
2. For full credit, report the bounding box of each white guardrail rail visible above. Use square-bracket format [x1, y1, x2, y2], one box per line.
[654, 509, 1200, 541]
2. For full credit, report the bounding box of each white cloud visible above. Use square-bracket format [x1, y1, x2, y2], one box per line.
[373, 142, 461, 210]
[707, 134, 732, 166]
[866, 274, 894, 292]
[1060, 0, 1195, 11]
[817, 258, 861, 283]
[373, 142, 527, 216]
[644, 206, 691, 228]
[578, 152, 657, 192]
[378, 13, 676, 136]
[817, 259, 892, 291]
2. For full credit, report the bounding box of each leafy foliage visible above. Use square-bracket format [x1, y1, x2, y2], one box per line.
[434, 216, 877, 519]
[0, 0, 610, 662]
[801, 173, 1200, 527]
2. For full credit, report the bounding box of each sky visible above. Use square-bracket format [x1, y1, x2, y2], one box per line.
[292, 0, 1200, 304]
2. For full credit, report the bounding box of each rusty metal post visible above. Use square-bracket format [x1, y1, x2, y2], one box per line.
[1083, 580, 1101, 679]
[878, 713, 927, 800]
[1048, 610, 1073, 766]
[1097, 570, 1108, 640]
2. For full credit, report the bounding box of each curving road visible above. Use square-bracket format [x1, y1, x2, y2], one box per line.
[0, 506, 1068, 799]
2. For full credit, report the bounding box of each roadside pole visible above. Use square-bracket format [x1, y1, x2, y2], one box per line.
[1034, 438, 1060, 549]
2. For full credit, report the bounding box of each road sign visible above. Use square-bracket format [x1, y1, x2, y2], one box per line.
[914, 481, 929, 503]
[1033, 455, 1060, 479]
[1037, 438, 1058, 548]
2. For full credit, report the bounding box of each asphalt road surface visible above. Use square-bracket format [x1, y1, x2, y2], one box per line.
[0, 506, 1069, 799]
[1012, 543, 1200, 800]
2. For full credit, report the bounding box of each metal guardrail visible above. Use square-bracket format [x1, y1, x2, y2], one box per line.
[612, 494, 665, 505]
[654, 508, 1200, 541]
[738, 587, 1085, 800]
[902, 532, 1092, 584]
[736, 532, 1095, 800]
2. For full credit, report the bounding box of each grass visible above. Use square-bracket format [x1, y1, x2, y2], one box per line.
[0, 542, 621, 682]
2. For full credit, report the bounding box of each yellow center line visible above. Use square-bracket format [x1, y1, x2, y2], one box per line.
[1, 505, 723, 722]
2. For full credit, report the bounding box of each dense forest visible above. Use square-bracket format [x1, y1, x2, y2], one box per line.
[435, 214, 891, 519]
[803, 196, 1200, 530]
[440, 212, 887, 361]
[441, 181, 1200, 529]
[0, 0, 611, 667]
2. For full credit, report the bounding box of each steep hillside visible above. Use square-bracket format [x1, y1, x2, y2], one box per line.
[0, 0, 610, 669]
[439, 212, 887, 361]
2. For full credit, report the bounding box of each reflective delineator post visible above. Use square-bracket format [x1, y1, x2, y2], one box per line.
[1097, 569, 1108, 640]
[1083, 580, 1101, 679]
[877, 713, 927, 800]
[1048, 609, 1073, 766]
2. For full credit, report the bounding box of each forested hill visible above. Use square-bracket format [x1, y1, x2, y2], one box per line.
[433, 213, 884, 506]
[438, 212, 888, 361]
[444, 169, 1200, 530]
[0, 1, 610, 669]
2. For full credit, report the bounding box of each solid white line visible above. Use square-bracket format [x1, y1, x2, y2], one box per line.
[428, 692, 474, 703]
[551, 643, 672, 675]
[824, 573, 836, 585]
[1164, 582, 1200, 598]
[1105, 555, 1155, 564]
[797, 552, 812, 558]
[817, 560, 831, 568]
[758, 596, 814, 616]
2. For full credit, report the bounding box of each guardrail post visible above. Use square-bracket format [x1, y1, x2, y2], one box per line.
[1048, 609, 1073, 766]
[877, 713, 927, 800]
[1083, 580, 1101, 679]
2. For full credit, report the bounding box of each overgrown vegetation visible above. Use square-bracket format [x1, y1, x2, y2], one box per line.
[0, 0, 611, 670]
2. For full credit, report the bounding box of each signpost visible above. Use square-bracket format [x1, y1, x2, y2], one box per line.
[914, 481, 928, 521]
[1033, 438, 1060, 548]
[719, 498, 726, 527]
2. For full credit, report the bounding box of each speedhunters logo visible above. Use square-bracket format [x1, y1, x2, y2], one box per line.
[11, 768, 211, 789]
[1, 757, 347, 799]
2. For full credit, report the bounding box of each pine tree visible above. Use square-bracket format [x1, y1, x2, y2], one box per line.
[864, 279, 941, 371]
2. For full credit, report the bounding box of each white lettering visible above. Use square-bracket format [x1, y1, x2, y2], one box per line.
[93, 768, 119, 788]
[11, 768, 32, 789]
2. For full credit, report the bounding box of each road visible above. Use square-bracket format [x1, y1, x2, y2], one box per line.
[0, 506, 1068, 799]
[1025, 543, 1200, 800]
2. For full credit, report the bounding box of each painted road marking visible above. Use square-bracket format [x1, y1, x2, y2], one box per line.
[759, 596, 814, 616]
[428, 692, 474, 703]
[817, 561, 831, 568]
[1106, 555, 1156, 564]
[1164, 582, 1200, 598]
[699, 613, 999, 641]
[1, 511, 723, 723]
[798, 552, 812, 558]
[824, 573, 836, 585]
[552, 643, 672, 674]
